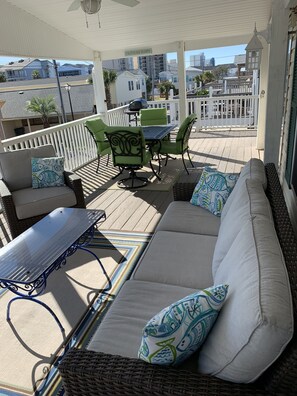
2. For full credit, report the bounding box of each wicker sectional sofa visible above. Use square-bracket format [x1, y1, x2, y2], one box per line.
[59, 159, 297, 396]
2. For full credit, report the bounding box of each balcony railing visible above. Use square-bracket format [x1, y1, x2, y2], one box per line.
[0, 94, 258, 171]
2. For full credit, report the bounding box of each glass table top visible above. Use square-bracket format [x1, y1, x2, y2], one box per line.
[142, 125, 177, 140]
[0, 208, 105, 284]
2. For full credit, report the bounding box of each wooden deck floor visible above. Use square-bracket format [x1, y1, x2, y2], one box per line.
[0, 128, 262, 245]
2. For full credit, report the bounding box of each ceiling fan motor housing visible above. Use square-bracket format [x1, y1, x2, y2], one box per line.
[81, 0, 102, 15]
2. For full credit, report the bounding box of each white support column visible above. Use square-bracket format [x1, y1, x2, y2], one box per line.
[263, 0, 290, 164]
[92, 51, 108, 122]
[256, 41, 269, 149]
[177, 41, 187, 123]
[27, 118, 32, 133]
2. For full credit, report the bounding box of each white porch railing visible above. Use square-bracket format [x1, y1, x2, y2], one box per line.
[0, 93, 258, 171]
[1, 113, 102, 171]
[147, 94, 258, 128]
[187, 95, 258, 129]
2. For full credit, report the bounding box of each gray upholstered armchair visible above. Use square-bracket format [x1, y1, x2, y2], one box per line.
[0, 144, 86, 239]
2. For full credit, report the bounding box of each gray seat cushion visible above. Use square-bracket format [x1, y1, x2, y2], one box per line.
[156, 201, 220, 236]
[12, 186, 77, 219]
[87, 279, 197, 359]
[132, 230, 216, 289]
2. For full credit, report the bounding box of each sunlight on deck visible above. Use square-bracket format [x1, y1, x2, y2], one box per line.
[0, 128, 261, 245]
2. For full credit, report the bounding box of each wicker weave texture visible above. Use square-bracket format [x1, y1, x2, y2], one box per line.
[58, 163, 297, 396]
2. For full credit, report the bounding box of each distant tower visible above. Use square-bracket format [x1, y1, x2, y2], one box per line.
[138, 54, 167, 82]
[190, 52, 205, 68]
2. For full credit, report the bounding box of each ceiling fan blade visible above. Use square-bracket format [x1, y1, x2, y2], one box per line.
[67, 0, 81, 12]
[111, 0, 140, 7]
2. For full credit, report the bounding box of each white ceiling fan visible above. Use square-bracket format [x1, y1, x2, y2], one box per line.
[67, 0, 140, 14]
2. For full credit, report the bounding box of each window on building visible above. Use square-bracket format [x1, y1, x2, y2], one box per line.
[128, 80, 134, 91]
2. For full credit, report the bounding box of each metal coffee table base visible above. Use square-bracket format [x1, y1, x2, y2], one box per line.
[4, 224, 110, 335]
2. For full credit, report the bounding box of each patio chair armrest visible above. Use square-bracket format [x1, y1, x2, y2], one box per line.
[58, 349, 265, 396]
[64, 171, 86, 208]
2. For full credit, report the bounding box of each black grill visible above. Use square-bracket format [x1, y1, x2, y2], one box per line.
[128, 98, 148, 111]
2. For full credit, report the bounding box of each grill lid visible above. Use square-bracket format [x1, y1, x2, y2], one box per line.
[128, 98, 148, 111]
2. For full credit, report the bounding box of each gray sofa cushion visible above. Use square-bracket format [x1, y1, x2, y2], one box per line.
[221, 158, 267, 221]
[212, 178, 273, 277]
[132, 230, 216, 289]
[0, 145, 56, 191]
[12, 186, 77, 219]
[156, 201, 220, 236]
[198, 216, 293, 383]
[87, 280, 197, 359]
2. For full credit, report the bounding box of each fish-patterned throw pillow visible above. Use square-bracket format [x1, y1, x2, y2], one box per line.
[32, 157, 65, 188]
[138, 284, 228, 366]
[190, 167, 238, 216]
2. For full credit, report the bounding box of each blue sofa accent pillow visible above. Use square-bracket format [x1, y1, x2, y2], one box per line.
[190, 167, 238, 216]
[32, 157, 65, 189]
[138, 284, 228, 366]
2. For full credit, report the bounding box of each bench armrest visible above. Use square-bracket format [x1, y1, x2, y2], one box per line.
[59, 349, 265, 396]
[173, 181, 197, 201]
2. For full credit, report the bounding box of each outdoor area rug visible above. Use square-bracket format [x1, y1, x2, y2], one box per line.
[0, 230, 151, 396]
[76, 156, 186, 198]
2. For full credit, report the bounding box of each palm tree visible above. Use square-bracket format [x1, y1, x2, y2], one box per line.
[32, 70, 41, 79]
[0, 72, 6, 83]
[194, 72, 215, 88]
[26, 96, 58, 128]
[213, 65, 229, 80]
[158, 80, 176, 100]
[103, 69, 117, 109]
[146, 77, 152, 100]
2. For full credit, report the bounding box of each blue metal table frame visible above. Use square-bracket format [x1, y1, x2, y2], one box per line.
[0, 207, 107, 335]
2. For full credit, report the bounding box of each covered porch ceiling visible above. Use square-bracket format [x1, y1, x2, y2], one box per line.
[1, 0, 273, 61]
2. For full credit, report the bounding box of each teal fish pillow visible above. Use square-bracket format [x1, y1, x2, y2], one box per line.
[32, 157, 65, 188]
[138, 284, 228, 366]
[190, 167, 238, 216]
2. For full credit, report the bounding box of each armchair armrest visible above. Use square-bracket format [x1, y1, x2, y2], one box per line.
[58, 349, 266, 396]
[64, 171, 86, 208]
[0, 179, 12, 200]
[0, 179, 21, 238]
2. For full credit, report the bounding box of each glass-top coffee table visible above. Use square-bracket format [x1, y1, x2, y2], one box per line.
[0, 207, 107, 334]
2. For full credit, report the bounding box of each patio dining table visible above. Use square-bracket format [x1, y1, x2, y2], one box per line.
[142, 124, 177, 178]
[142, 124, 176, 142]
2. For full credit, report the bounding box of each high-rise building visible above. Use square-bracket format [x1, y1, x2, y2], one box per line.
[205, 57, 215, 67]
[138, 54, 167, 83]
[190, 53, 206, 68]
[102, 57, 135, 71]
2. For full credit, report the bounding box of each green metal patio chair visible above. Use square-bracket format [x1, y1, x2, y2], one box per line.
[85, 118, 111, 173]
[105, 126, 160, 189]
[157, 113, 197, 174]
[139, 108, 167, 126]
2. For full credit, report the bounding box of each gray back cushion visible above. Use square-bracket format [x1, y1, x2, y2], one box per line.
[221, 158, 267, 221]
[0, 145, 56, 191]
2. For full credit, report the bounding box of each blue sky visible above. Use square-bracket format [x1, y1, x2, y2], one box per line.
[0, 44, 246, 67]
